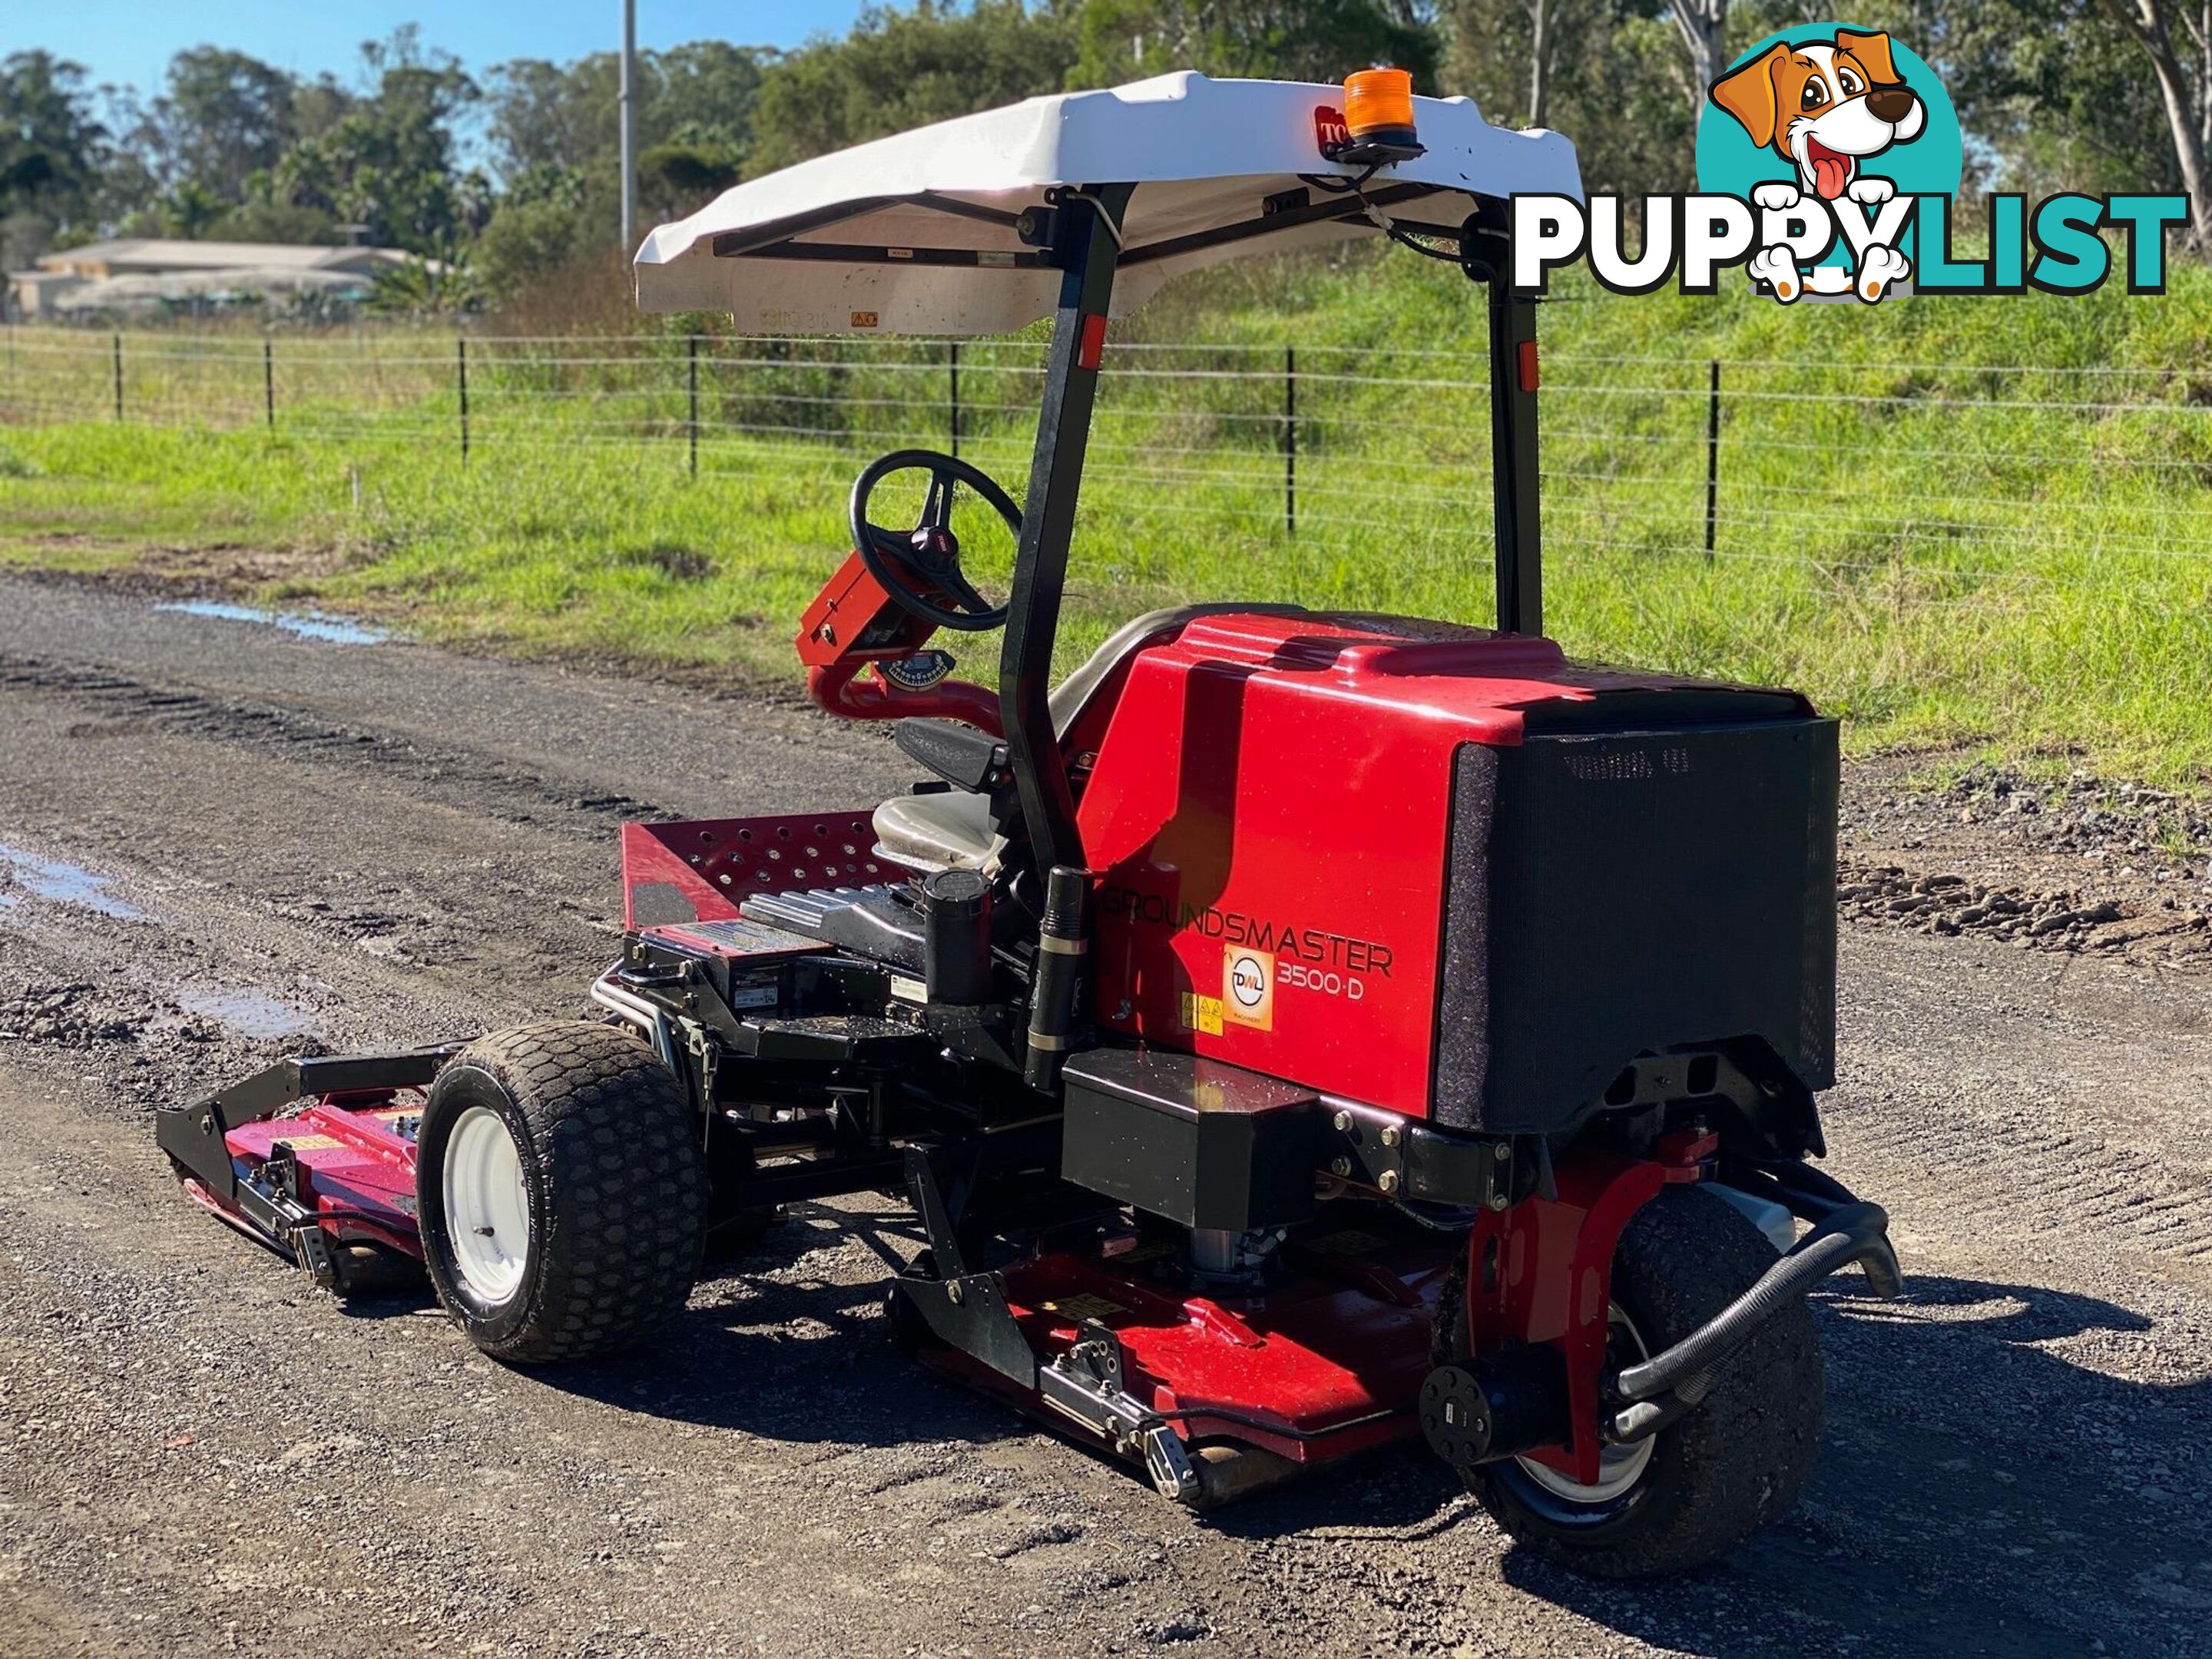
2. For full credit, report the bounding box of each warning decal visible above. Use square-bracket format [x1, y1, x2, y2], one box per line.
[1179, 991, 1224, 1036]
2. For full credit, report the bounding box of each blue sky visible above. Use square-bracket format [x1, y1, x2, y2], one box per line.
[29, 3, 873, 98]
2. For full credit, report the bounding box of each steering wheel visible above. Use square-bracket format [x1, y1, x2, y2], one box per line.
[849, 449, 1022, 633]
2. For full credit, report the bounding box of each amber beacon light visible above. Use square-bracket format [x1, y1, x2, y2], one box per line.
[1344, 68, 1418, 144]
[1324, 68, 1425, 164]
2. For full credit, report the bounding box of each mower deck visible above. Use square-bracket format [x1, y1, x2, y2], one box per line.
[971, 1226, 1454, 1467]
[171, 1080, 432, 1288]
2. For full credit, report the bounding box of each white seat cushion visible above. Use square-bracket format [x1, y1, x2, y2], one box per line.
[1045, 601, 1315, 733]
[873, 790, 998, 873]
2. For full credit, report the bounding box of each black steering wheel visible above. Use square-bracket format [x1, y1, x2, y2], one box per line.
[849, 449, 1022, 633]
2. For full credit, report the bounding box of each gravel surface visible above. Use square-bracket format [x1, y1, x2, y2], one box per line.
[1840, 760, 2212, 965]
[1, 574, 2208, 1658]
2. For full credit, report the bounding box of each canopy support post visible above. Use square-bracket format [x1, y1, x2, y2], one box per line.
[998, 184, 1131, 879]
[1485, 276, 1541, 637]
[1462, 207, 1542, 639]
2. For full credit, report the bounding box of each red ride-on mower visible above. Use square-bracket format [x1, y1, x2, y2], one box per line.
[157, 71, 1900, 1577]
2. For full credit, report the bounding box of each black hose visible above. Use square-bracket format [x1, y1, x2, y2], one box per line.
[1725, 1165, 1842, 1222]
[1611, 1202, 1900, 1406]
[1605, 1384, 1704, 1446]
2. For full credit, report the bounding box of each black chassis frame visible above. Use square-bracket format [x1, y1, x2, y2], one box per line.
[593, 916, 1832, 1394]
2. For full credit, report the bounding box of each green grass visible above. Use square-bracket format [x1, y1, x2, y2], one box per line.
[4, 250, 2212, 781]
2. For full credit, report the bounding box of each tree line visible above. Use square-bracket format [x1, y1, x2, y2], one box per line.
[2, 1, 2204, 310]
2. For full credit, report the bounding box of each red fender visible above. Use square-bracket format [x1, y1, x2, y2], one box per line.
[1462, 1130, 1716, 1485]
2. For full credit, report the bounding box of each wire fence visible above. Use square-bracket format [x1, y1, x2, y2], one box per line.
[5, 323, 2212, 636]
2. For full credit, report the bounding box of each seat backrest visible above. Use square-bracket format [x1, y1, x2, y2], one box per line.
[1048, 601, 1317, 736]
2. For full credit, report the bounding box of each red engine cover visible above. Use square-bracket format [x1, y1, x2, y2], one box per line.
[1075, 612, 1714, 1121]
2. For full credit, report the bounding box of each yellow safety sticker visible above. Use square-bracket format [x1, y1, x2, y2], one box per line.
[273, 1134, 340, 1152]
[1179, 991, 1224, 1036]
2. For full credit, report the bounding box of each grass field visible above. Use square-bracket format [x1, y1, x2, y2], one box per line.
[4, 248, 2212, 781]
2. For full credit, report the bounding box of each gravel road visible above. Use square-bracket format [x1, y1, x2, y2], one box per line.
[1, 575, 2207, 1659]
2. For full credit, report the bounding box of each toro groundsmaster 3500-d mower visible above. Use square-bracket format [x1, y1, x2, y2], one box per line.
[158, 69, 1900, 1576]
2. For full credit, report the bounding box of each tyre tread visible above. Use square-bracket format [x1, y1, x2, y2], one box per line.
[1440, 1184, 1825, 1578]
[424, 1021, 707, 1365]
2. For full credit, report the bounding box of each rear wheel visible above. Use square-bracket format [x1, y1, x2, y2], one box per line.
[1440, 1184, 1824, 1578]
[416, 1021, 708, 1364]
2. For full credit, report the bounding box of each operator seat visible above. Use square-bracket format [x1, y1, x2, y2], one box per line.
[871, 602, 1316, 873]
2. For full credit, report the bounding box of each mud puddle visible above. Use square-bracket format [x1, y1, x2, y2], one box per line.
[174, 985, 319, 1041]
[0, 842, 147, 920]
[154, 600, 387, 645]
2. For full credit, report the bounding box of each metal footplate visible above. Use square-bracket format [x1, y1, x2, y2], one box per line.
[1038, 1335, 1199, 1503]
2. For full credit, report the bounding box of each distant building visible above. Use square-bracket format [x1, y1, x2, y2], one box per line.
[5, 239, 424, 320]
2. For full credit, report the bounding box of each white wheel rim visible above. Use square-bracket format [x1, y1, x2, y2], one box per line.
[443, 1104, 531, 1306]
[1513, 1303, 1655, 1505]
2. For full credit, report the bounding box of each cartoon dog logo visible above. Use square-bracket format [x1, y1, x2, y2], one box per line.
[1710, 30, 1925, 205]
[1708, 29, 1926, 300]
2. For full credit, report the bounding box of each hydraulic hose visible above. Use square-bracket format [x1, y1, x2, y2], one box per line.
[1611, 1201, 1901, 1411]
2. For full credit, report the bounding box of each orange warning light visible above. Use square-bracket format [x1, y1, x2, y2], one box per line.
[1343, 68, 1417, 143]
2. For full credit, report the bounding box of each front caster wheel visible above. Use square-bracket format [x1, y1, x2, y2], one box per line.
[416, 1021, 708, 1365]
[1440, 1184, 1826, 1578]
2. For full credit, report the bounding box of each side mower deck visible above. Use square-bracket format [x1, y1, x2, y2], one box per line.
[161, 1051, 450, 1292]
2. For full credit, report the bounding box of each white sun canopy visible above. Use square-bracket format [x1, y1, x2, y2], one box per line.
[633, 71, 1581, 336]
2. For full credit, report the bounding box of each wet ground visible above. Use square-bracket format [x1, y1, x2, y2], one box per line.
[0, 573, 2207, 1658]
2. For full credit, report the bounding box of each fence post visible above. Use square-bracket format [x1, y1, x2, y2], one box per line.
[263, 339, 275, 432]
[1283, 345, 1297, 540]
[1704, 359, 1720, 560]
[948, 339, 961, 459]
[457, 336, 470, 467]
[688, 333, 700, 478]
[111, 332, 123, 422]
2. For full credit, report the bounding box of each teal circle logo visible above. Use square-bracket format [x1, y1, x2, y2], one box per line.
[1697, 24, 1961, 261]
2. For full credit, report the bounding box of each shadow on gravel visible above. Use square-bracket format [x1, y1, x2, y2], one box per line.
[1507, 1274, 2209, 1658]
[493, 1220, 2212, 1658]
[530, 1205, 1027, 1452]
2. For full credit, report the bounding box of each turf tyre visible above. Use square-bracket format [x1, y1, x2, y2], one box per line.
[417, 1021, 708, 1364]
[1437, 1183, 1824, 1578]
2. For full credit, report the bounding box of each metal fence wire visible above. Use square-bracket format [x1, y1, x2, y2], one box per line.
[5, 326, 2212, 611]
